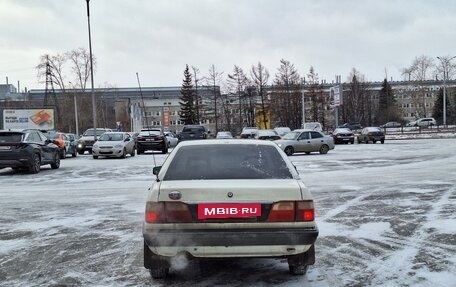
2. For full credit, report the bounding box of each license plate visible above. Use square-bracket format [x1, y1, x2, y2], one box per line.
[198, 203, 261, 219]
[0, 146, 11, 150]
[146, 138, 155, 141]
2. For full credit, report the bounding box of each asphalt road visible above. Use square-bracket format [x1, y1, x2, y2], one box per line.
[0, 138, 455, 287]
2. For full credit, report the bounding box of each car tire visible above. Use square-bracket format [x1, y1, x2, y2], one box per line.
[289, 264, 309, 275]
[50, 152, 60, 169]
[351, 141, 354, 144]
[60, 148, 66, 159]
[121, 148, 126, 159]
[72, 149, 77, 157]
[319, 144, 329, 154]
[137, 149, 143, 155]
[373, 140, 377, 144]
[144, 241, 170, 279]
[78, 150, 84, 155]
[29, 153, 41, 174]
[381, 140, 385, 144]
[305, 152, 311, 155]
[93, 155, 98, 159]
[130, 149, 135, 157]
[162, 147, 168, 154]
[284, 146, 294, 156]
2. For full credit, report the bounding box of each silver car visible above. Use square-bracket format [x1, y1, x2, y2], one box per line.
[275, 129, 335, 155]
[143, 140, 318, 278]
[92, 132, 135, 159]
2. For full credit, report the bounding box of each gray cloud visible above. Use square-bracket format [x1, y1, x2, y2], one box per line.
[1, 0, 456, 91]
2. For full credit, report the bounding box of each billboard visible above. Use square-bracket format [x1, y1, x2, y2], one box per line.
[329, 85, 342, 107]
[3, 109, 55, 130]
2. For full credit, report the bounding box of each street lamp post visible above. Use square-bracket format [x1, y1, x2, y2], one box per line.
[437, 56, 456, 126]
[69, 82, 79, 137]
[86, 0, 97, 141]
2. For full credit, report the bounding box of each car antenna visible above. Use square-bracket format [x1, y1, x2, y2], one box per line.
[136, 72, 157, 168]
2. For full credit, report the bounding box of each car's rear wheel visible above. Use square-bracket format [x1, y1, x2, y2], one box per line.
[78, 150, 84, 155]
[137, 149, 143, 155]
[50, 152, 60, 169]
[287, 244, 314, 275]
[130, 148, 135, 157]
[93, 155, 98, 159]
[162, 147, 168, 154]
[289, 264, 309, 275]
[284, 146, 294, 156]
[29, 153, 41, 174]
[144, 241, 170, 279]
[381, 140, 385, 144]
[373, 140, 377, 144]
[72, 149, 77, 157]
[319, 144, 329, 154]
[60, 148, 66, 159]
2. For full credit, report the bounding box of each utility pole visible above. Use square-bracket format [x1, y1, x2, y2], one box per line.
[86, 0, 97, 141]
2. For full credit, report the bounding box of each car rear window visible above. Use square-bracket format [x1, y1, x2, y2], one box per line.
[164, 144, 293, 180]
[140, 130, 161, 136]
[0, 133, 23, 143]
[182, 126, 205, 132]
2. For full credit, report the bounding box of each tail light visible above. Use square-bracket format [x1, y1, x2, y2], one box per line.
[145, 202, 193, 223]
[267, 200, 315, 222]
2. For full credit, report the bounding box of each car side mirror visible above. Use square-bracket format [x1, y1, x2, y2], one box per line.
[152, 166, 162, 175]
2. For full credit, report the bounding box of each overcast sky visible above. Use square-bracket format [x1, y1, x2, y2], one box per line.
[1, 0, 456, 91]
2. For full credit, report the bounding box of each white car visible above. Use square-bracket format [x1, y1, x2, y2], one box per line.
[275, 129, 335, 156]
[92, 132, 135, 159]
[216, 131, 233, 139]
[164, 132, 178, 148]
[143, 140, 319, 278]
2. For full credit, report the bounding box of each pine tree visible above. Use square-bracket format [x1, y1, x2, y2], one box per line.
[376, 78, 401, 124]
[179, 65, 197, 125]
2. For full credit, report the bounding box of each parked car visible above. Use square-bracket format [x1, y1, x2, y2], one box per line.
[65, 133, 78, 157]
[53, 132, 77, 158]
[143, 140, 318, 278]
[380, 121, 402, 128]
[40, 130, 65, 158]
[240, 127, 259, 139]
[164, 131, 178, 148]
[275, 129, 335, 155]
[414, 117, 437, 127]
[127, 132, 139, 149]
[136, 128, 168, 154]
[76, 128, 112, 155]
[331, 128, 355, 144]
[357, 127, 385, 144]
[339, 122, 363, 131]
[216, 131, 234, 139]
[0, 129, 60, 173]
[92, 132, 136, 159]
[273, 126, 292, 137]
[177, 125, 208, 143]
[255, 129, 281, 140]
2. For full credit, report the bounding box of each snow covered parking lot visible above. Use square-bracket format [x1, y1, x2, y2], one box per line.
[1, 138, 455, 286]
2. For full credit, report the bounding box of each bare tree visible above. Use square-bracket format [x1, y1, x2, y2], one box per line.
[66, 47, 95, 92]
[251, 62, 269, 129]
[402, 55, 435, 118]
[305, 66, 328, 128]
[206, 65, 224, 133]
[227, 65, 249, 133]
[341, 68, 372, 126]
[272, 59, 301, 129]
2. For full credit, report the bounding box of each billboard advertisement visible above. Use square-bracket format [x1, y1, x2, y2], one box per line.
[3, 109, 55, 130]
[329, 85, 342, 107]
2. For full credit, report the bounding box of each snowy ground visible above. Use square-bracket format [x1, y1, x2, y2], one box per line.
[1, 138, 455, 287]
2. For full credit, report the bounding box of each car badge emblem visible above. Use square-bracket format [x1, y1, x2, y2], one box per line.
[169, 191, 182, 200]
[227, 192, 233, 198]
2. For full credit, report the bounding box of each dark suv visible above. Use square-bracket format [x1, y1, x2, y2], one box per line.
[0, 129, 61, 173]
[136, 128, 168, 154]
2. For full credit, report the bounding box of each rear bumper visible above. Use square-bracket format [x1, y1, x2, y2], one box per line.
[0, 158, 31, 168]
[144, 227, 319, 247]
[137, 141, 166, 150]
